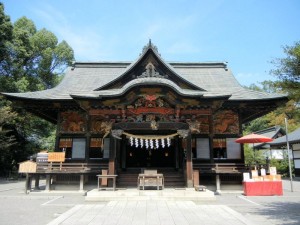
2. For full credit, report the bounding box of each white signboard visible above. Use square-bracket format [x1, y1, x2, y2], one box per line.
[260, 168, 266, 176]
[243, 172, 251, 181]
[270, 167, 277, 175]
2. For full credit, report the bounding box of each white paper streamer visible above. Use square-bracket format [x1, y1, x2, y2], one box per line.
[135, 138, 139, 148]
[145, 139, 149, 149]
[161, 138, 165, 148]
[167, 137, 171, 147]
[140, 138, 144, 148]
[150, 139, 154, 149]
[130, 137, 133, 146]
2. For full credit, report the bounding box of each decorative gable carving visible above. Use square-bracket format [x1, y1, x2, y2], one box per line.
[213, 110, 239, 134]
[60, 111, 86, 133]
[138, 62, 165, 78]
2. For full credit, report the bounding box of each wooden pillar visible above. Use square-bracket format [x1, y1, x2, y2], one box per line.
[25, 173, 30, 194]
[186, 133, 193, 187]
[86, 114, 91, 162]
[121, 136, 126, 170]
[34, 174, 40, 190]
[209, 113, 214, 163]
[55, 111, 61, 151]
[86, 135, 91, 162]
[108, 136, 116, 175]
[175, 137, 179, 170]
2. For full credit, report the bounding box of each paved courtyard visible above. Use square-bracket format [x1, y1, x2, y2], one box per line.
[0, 179, 300, 225]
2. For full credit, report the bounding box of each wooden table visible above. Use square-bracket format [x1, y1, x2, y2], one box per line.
[138, 173, 164, 190]
[97, 174, 118, 191]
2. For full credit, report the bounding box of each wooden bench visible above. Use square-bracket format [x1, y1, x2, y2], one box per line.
[138, 170, 164, 190]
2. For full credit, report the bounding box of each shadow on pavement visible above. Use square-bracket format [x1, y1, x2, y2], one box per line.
[251, 201, 300, 225]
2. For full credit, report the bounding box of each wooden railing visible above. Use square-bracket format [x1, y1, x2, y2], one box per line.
[36, 161, 108, 173]
[192, 163, 249, 174]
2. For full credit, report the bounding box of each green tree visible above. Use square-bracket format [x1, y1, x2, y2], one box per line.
[0, 99, 18, 176]
[244, 144, 265, 166]
[0, 4, 74, 176]
[244, 83, 300, 134]
[243, 42, 300, 176]
[0, 3, 13, 77]
[271, 41, 300, 102]
[0, 16, 74, 92]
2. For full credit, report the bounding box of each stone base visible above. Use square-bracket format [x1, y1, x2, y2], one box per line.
[85, 188, 216, 201]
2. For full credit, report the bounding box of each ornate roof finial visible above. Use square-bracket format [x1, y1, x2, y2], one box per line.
[141, 39, 160, 55]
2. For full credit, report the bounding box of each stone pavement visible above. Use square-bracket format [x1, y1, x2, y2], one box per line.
[47, 200, 253, 225]
[1, 178, 300, 225]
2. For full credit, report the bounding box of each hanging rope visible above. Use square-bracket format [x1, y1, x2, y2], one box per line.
[122, 132, 179, 140]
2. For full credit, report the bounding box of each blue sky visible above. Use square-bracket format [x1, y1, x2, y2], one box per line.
[2, 0, 300, 86]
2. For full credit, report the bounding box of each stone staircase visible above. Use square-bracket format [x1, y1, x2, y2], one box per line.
[117, 168, 185, 188]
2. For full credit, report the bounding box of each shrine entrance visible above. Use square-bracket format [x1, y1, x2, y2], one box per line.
[126, 140, 175, 168]
[113, 122, 189, 175]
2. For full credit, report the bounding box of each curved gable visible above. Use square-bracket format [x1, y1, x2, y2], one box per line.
[95, 41, 206, 92]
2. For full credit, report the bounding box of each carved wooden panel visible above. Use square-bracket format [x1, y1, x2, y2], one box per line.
[213, 110, 239, 134]
[187, 115, 210, 134]
[60, 111, 86, 133]
[90, 117, 113, 134]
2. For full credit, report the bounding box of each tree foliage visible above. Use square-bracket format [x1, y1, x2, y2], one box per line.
[0, 15, 74, 92]
[244, 83, 300, 134]
[0, 3, 13, 78]
[271, 41, 300, 102]
[0, 3, 74, 176]
[243, 42, 300, 176]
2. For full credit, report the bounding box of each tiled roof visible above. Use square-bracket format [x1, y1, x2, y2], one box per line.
[252, 126, 286, 149]
[2, 43, 287, 102]
[270, 127, 300, 147]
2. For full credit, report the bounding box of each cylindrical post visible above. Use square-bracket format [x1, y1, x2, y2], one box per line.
[216, 174, 221, 194]
[80, 175, 84, 191]
[45, 175, 51, 191]
[285, 118, 293, 192]
[25, 173, 29, 194]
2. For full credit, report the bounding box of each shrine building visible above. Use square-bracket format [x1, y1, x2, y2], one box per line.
[2, 41, 288, 190]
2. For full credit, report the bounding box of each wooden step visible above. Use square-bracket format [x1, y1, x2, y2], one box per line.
[117, 168, 185, 188]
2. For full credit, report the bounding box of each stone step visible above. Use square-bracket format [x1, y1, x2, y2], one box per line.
[85, 188, 216, 201]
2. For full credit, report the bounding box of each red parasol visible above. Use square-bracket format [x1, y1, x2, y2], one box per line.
[235, 133, 273, 144]
[235, 133, 273, 169]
